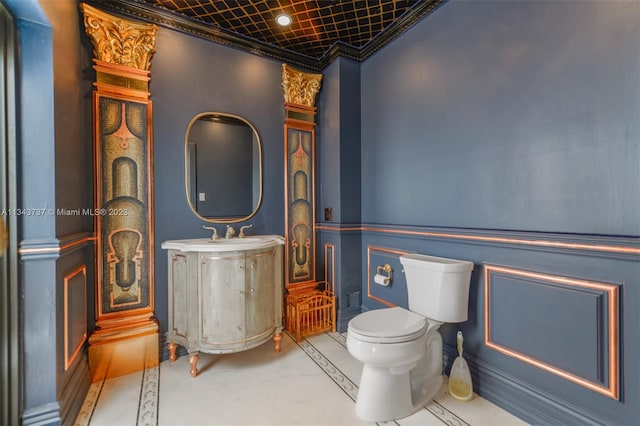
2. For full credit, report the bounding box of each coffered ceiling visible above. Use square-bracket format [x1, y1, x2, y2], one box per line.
[92, 0, 446, 70]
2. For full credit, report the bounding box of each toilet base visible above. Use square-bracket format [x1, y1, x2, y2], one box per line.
[353, 330, 444, 422]
[355, 365, 444, 422]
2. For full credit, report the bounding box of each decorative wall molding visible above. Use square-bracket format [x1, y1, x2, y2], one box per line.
[81, 3, 156, 71]
[63, 264, 87, 371]
[318, 223, 640, 258]
[324, 244, 335, 293]
[59, 231, 95, 254]
[366, 245, 410, 307]
[281, 64, 323, 108]
[18, 238, 60, 260]
[484, 264, 620, 400]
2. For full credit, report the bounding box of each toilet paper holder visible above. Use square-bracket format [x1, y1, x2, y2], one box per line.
[376, 263, 393, 285]
[376, 264, 393, 281]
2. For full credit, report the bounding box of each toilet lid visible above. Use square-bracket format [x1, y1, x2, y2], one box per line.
[348, 307, 427, 342]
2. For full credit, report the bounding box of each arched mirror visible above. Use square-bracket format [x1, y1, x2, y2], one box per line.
[185, 112, 262, 223]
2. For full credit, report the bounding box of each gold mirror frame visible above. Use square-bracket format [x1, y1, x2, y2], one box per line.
[184, 112, 263, 224]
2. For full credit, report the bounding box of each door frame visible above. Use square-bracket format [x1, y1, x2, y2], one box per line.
[0, 2, 20, 425]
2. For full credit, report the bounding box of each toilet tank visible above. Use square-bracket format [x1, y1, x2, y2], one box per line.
[399, 253, 474, 323]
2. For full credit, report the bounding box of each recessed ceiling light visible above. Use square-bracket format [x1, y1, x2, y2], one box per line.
[276, 13, 292, 26]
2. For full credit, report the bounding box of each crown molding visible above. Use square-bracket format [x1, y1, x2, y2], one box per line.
[90, 0, 447, 72]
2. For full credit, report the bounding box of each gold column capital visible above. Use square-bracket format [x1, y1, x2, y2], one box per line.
[281, 64, 323, 108]
[80, 2, 157, 71]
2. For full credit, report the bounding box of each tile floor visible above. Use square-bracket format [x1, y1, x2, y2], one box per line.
[74, 332, 528, 426]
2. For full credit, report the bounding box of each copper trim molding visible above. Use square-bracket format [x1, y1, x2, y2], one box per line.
[484, 264, 620, 400]
[64, 265, 88, 371]
[366, 245, 410, 307]
[316, 224, 639, 256]
[60, 234, 96, 254]
[324, 243, 335, 293]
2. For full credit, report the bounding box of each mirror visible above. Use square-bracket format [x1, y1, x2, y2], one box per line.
[185, 112, 262, 223]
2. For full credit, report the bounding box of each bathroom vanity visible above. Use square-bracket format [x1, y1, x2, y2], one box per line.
[162, 235, 285, 376]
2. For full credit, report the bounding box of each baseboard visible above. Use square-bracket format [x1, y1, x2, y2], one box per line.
[58, 354, 91, 425]
[22, 402, 61, 426]
[443, 345, 616, 425]
[337, 306, 360, 332]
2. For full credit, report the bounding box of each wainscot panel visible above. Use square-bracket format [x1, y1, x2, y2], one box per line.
[354, 223, 639, 425]
[56, 234, 93, 425]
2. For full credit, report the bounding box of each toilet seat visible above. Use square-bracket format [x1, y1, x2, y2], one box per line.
[348, 307, 427, 343]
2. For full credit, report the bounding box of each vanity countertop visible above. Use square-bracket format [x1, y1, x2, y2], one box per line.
[161, 235, 285, 252]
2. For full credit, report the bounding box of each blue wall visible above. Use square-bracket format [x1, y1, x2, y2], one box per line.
[361, 0, 639, 235]
[352, 0, 640, 424]
[6, 0, 93, 424]
[151, 28, 287, 332]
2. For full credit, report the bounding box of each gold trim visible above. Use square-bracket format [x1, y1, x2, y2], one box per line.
[366, 245, 410, 307]
[64, 265, 88, 371]
[484, 264, 619, 400]
[281, 64, 323, 108]
[183, 112, 263, 224]
[314, 224, 639, 256]
[80, 3, 157, 71]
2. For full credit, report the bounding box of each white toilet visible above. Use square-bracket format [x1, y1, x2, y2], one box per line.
[347, 253, 474, 422]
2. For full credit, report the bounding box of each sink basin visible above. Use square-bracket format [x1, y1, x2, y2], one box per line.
[161, 235, 284, 252]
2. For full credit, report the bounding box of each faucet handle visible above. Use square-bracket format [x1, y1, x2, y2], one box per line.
[202, 225, 218, 240]
[239, 224, 253, 238]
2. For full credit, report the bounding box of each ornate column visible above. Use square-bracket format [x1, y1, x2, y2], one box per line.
[81, 3, 158, 380]
[281, 64, 323, 295]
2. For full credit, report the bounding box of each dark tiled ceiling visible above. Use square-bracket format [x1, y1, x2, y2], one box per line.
[93, 0, 446, 70]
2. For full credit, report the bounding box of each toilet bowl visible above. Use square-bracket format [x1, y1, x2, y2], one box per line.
[347, 253, 473, 422]
[347, 307, 443, 422]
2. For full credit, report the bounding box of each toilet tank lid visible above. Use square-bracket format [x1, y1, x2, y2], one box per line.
[400, 253, 474, 273]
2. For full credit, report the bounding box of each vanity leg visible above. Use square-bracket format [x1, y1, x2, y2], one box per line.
[189, 353, 199, 377]
[274, 332, 282, 353]
[168, 342, 178, 362]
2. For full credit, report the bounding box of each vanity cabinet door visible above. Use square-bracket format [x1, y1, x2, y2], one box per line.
[169, 252, 189, 340]
[168, 250, 201, 351]
[199, 252, 246, 348]
[245, 248, 276, 344]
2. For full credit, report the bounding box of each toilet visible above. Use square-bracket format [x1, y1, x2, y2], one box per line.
[347, 253, 474, 422]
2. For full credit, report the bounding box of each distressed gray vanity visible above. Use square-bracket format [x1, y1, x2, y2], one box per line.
[162, 235, 284, 376]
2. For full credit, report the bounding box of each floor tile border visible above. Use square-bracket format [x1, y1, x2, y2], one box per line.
[137, 365, 160, 426]
[73, 380, 104, 426]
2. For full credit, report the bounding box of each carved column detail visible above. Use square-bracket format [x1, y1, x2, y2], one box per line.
[281, 64, 323, 294]
[81, 2, 158, 381]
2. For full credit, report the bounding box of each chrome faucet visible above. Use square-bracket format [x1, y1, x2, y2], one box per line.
[239, 224, 253, 238]
[202, 225, 219, 240]
[225, 225, 236, 239]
